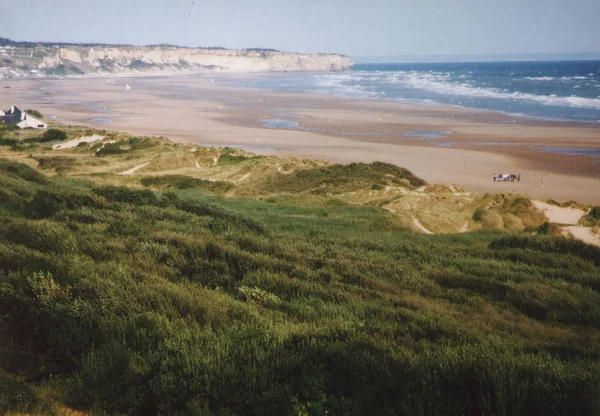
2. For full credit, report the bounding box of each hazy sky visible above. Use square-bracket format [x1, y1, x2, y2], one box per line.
[2, 0, 599, 57]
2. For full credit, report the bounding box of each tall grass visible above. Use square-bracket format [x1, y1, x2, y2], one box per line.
[0, 158, 599, 415]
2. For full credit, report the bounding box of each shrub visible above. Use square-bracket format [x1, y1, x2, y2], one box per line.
[93, 186, 157, 206]
[141, 175, 235, 193]
[238, 286, 281, 306]
[588, 206, 600, 220]
[25, 189, 102, 218]
[26, 271, 66, 303]
[128, 136, 159, 150]
[537, 221, 562, 236]
[219, 153, 253, 164]
[25, 109, 43, 119]
[0, 124, 20, 132]
[159, 191, 180, 206]
[107, 218, 143, 236]
[0, 138, 19, 147]
[36, 157, 79, 172]
[472, 208, 485, 221]
[4, 219, 78, 254]
[581, 206, 600, 226]
[40, 129, 67, 143]
[0, 372, 41, 415]
[0, 159, 48, 184]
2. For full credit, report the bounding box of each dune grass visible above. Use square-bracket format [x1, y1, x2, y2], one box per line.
[1, 157, 599, 415]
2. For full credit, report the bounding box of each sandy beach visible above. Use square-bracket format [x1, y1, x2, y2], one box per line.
[2, 74, 600, 204]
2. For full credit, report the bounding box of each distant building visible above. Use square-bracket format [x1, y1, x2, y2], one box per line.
[0, 105, 47, 128]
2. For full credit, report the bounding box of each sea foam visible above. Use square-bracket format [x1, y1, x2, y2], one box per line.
[389, 71, 600, 110]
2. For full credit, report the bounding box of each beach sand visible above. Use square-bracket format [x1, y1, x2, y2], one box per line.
[2, 74, 600, 204]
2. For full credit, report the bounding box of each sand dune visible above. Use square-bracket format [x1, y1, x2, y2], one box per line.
[52, 135, 105, 150]
[3, 75, 599, 204]
[532, 200, 586, 224]
[564, 226, 600, 247]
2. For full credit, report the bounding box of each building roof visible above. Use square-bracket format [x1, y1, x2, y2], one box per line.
[1, 105, 46, 128]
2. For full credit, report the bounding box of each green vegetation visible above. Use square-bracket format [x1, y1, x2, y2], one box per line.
[141, 175, 235, 194]
[41, 128, 68, 143]
[581, 206, 600, 227]
[0, 124, 20, 133]
[129, 59, 154, 69]
[41, 64, 84, 76]
[0, 125, 598, 414]
[536, 221, 563, 236]
[1, 156, 600, 415]
[261, 162, 426, 195]
[0, 137, 19, 147]
[25, 109, 43, 119]
[472, 208, 485, 221]
[218, 146, 265, 165]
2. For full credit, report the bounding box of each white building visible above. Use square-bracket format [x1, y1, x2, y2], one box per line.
[0, 105, 47, 129]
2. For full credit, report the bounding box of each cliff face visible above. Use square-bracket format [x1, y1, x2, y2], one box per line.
[17, 45, 351, 76]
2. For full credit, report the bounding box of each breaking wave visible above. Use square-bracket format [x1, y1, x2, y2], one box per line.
[311, 70, 600, 111]
[525, 76, 556, 81]
[389, 71, 600, 110]
[230, 60, 600, 122]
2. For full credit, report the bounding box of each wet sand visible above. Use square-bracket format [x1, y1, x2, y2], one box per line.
[2, 74, 600, 204]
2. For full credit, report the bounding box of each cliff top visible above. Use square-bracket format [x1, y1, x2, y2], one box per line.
[0, 37, 350, 57]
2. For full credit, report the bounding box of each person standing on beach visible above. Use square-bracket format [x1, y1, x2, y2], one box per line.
[541, 178, 544, 188]
[493, 174, 497, 182]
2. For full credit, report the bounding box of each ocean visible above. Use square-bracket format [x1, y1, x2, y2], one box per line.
[230, 61, 600, 124]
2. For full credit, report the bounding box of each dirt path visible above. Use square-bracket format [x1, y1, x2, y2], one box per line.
[412, 217, 434, 234]
[237, 173, 251, 182]
[118, 162, 150, 175]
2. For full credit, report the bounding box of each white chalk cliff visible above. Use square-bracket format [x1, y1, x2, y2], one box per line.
[32, 45, 352, 75]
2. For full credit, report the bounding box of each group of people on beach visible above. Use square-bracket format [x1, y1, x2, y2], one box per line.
[494, 173, 520, 182]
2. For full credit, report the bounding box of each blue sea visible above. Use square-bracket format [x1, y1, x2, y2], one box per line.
[232, 61, 600, 123]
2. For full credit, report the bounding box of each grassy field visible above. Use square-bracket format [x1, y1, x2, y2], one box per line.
[1, 123, 600, 415]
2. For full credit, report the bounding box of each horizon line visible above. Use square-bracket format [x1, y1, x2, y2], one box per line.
[352, 52, 600, 64]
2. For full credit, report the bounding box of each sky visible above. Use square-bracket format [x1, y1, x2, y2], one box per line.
[1, 0, 599, 59]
